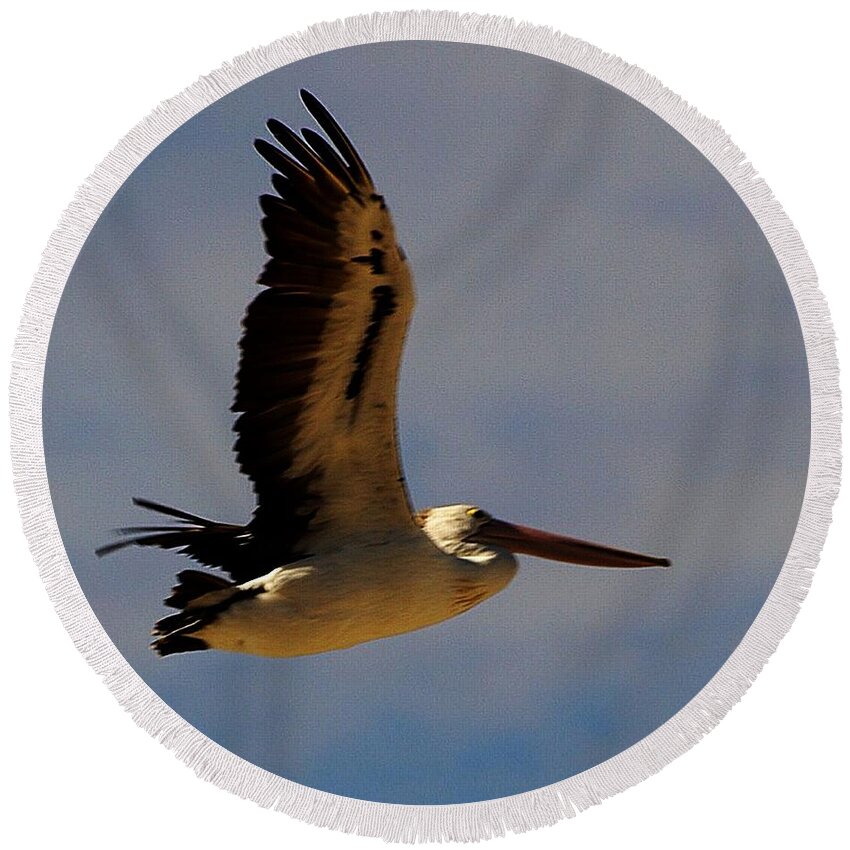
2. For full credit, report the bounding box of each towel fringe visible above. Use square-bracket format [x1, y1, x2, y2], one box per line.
[8, 10, 840, 842]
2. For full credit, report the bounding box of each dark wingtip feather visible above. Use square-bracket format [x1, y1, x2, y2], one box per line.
[298, 90, 372, 188]
[254, 137, 289, 170]
[264, 120, 303, 161]
[266, 118, 301, 151]
[265, 117, 351, 194]
[299, 128, 359, 193]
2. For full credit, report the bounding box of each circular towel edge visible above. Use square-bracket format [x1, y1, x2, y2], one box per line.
[8, 9, 842, 843]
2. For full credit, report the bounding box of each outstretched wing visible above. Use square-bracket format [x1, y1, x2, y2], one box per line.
[235, 90, 418, 564]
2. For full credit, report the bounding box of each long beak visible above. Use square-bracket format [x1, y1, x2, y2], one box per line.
[473, 519, 670, 569]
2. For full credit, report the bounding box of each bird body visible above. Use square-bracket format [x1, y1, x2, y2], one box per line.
[180, 528, 517, 658]
[99, 92, 670, 659]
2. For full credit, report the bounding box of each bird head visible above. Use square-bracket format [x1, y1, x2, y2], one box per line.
[415, 504, 670, 569]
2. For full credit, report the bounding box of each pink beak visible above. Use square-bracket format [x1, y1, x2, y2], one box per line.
[473, 518, 670, 569]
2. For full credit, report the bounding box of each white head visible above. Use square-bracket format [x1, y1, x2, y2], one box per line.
[415, 504, 511, 566]
[414, 502, 669, 621]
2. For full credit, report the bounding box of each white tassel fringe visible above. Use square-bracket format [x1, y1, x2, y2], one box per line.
[8, 10, 841, 842]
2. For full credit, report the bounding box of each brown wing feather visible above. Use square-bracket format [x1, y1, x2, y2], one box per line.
[233, 91, 417, 563]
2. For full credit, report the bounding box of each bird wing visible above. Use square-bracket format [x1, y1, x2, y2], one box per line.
[234, 91, 418, 564]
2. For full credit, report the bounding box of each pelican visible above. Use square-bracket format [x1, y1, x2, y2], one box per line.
[98, 91, 670, 658]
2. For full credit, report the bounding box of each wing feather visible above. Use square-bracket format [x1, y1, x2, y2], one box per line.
[234, 91, 417, 563]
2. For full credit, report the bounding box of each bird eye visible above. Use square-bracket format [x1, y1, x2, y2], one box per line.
[466, 508, 490, 521]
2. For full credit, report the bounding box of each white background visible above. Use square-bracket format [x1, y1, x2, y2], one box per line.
[2, 2, 846, 847]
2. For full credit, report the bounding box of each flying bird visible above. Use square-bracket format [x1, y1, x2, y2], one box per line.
[98, 91, 670, 658]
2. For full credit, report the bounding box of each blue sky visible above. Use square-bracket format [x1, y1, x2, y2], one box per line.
[43, 41, 809, 804]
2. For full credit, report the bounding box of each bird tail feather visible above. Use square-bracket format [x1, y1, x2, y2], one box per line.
[96, 498, 256, 657]
[151, 569, 258, 657]
[95, 497, 248, 563]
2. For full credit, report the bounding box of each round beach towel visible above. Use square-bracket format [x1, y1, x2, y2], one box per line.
[9, 10, 840, 843]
